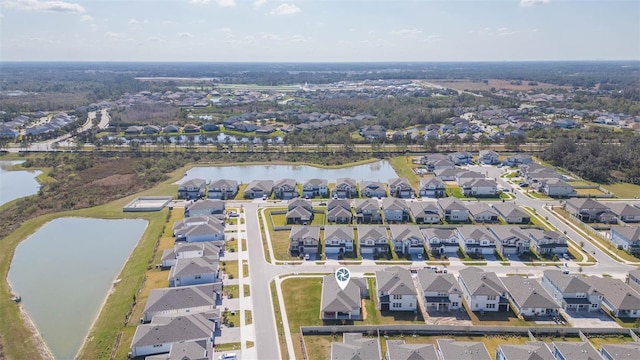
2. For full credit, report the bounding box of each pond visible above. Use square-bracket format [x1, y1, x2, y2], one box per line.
[8, 217, 148, 360]
[0, 160, 42, 206]
[178, 160, 399, 184]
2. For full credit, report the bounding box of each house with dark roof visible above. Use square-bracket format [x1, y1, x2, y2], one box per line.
[564, 198, 612, 223]
[438, 198, 470, 223]
[387, 341, 439, 360]
[437, 339, 491, 360]
[354, 198, 382, 224]
[286, 206, 313, 225]
[467, 203, 499, 223]
[409, 202, 441, 224]
[609, 226, 640, 255]
[434, 168, 460, 181]
[302, 178, 329, 198]
[419, 177, 446, 198]
[501, 276, 559, 318]
[479, 150, 499, 165]
[244, 180, 274, 199]
[449, 151, 473, 165]
[605, 203, 640, 223]
[320, 274, 362, 320]
[504, 154, 533, 167]
[456, 226, 497, 255]
[174, 219, 225, 244]
[496, 342, 554, 360]
[184, 199, 225, 217]
[375, 267, 417, 311]
[360, 180, 387, 198]
[332, 178, 358, 199]
[327, 204, 353, 224]
[489, 226, 531, 256]
[287, 198, 313, 212]
[550, 341, 601, 360]
[423, 228, 459, 254]
[389, 225, 424, 255]
[289, 226, 320, 257]
[586, 277, 640, 318]
[492, 203, 531, 224]
[178, 179, 207, 200]
[456, 171, 485, 187]
[142, 284, 220, 323]
[168, 257, 220, 287]
[388, 177, 415, 199]
[417, 270, 462, 311]
[207, 179, 238, 199]
[600, 343, 640, 360]
[458, 267, 510, 312]
[541, 270, 602, 312]
[528, 229, 568, 255]
[273, 178, 298, 200]
[382, 197, 410, 223]
[323, 225, 355, 256]
[330, 333, 381, 360]
[357, 225, 389, 255]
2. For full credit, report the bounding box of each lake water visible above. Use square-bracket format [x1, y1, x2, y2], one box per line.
[8, 218, 148, 360]
[178, 160, 399, 184]
[0, 160, 42, 206]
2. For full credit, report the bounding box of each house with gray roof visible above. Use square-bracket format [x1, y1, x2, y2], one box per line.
[501, 276, 559, 318]
[434, 168, 460, 181]
[327, 205, 353, 224]
[207, 179, 238, 200]
[436, 339, 491, 360]
[550, 341, 601, 360]
[489, 226, 531, 256]
[286, 206, 313, 225]
[375, 266, 417, 311]
[387, 341, 438, 360]
[332, 178, 358, 199]
[564, 198, 612, 223]
[438, 198, 470, 223]
[330, 333, 381, 360]
[382, 197, 410, 223]
[479, 150, 500, 165]
[504, 154, 534, 167]
[456, 226, 497, 255]
[586, 277, 640, 318]
[528, 229, 568, 255]
[360, 180, 387, 198]
[273, 178, 298, 199]
[609, 226, 640, 255]
[161, 242, 220, 268]
[496, 342, 554, 360]
[628, 269, 640, 293]
[423, 228, 459, 255]
[357, 225, 389, 255]
[145, 339, 212, 360]
[541, 270, 602, 312]
[417, 270, 462, 311]
[184, 199, 225, 217]
[462, 178, 498, 197]
[173, 217, 225, 244]
[467, 202, 499, 223]
[389, 225, 424, 255]
[354, 198, 382, 224]
[169, 256, 220, 287]
[320, 274, 362, 320]
[388, 177, 415, 198]
[324, 225, 355, 256]
[456, 171, 485, 187]
[243, 180, 274, 199]
[130, 311, 219, 358]
[142, 284, 220, 323]
[419, 177, 446, 198]
[289, 226, 320, 257]
[604, 203, 640, 223]
[600, 343, 640, 360]
[492, 203, 531, 224]
[410, 202, 441, 224]
[302, 178, 329, 198]
[328, 198, 350, 212]
[458, 267, 510, 312]
[287, 198, 313, 212]
[178, 179, 207, 200]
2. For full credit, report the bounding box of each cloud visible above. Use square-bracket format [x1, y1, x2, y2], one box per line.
[80, 14, 94, 22]
[497, 27, 517, 36]
[3, 0, 85, 13]
[253, 0, 266, 8]
[178, 32, 193, 38]
[259, 32, 282, 41]
[269, 3, 301, 15]
[392, 29, 423, 39]
[520, 0, 550, 6]
[105, 31, 129, 40]
[128, 18, 148, 26]
[163, 20, 179, 26]
[148, 36, 161, 42]
[217, 0, 235, 7]
[189, 0, 211, 4]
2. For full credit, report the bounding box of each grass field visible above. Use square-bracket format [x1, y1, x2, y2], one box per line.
[271, 281, 290, 360]
[222, 260, 239, 280]
[388, 156, 421, 189]
[601, 182, 640, 199]
[575, 188, 608, 196]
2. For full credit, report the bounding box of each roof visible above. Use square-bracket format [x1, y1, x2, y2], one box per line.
[456, 226, 497, 242]
[209, 179, 238, 188]
[434, 168, 461, 177]
[183, 222, 224, 237]
[600, 343, 640, 360]
[354, 198, 380, 212]
[565, 198, 609, 211]
[327, 206, 353, 219]
[466, 203, 498, 218]
[389, 225, 424, 242]
[552, 341, 601, 360]
[321, 274, 361, 313]
[420, 177, 445, 188]
[274, 178, 297, 188]
[586, 277, 640, 311]
[246, 179, 274, 192]
[185, 199, 225, 212]
[386, 340, 438, 360]
[422, 228, 457, 240]
[131, 312, 218, 348]
[144, 284, 216, 314]
[288, 198, 312, 210]
[290, 226, 321, 240]
[389, 177, 412, 187]
[328, 198, 351, 211]
[166, 340, 211, 360]
[467, 179, 497, 188]
[492, 203, 530, 219]
[376, 266, 417, 296]
[417, 271, 461, 295]
[436, 339, 491, 360]
[324, 225, 354, 241]
[543, 270, 597, 294]
[458, 267, 506, 297]
[360, 180, 385, 190]
[286, 206, 312, 219]
[611, 226, 640, 241]
[335, 177, 357, 187]
[180, 178, 206, 188]
[501, 277, 560, 310]
[331, 333, 381, 360]
[528, 229, 566, 242]
[357, 225, 388, 242]
[605, 203, 640, 217]
[170, 256, 219, 278]
[497, 342, 554, 360]
[489, 226, 530, 242]
[438, 198, 468, 211]
[382, 197, 408, 211]
[304, 178, 328, 187]
[409, 202, 441, 217]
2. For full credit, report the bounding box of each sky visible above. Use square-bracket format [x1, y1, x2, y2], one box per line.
[1, 0, 639, 62]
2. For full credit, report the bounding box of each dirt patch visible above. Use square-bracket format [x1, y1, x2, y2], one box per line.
[90, 174, 137, 187]
[425, 79, 571, 92]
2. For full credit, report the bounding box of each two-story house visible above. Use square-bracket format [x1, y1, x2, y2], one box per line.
[417, 269, 463, 311]
[456, 226, 498, 255]
[434, 168, 461, 181]
[142, 283, 220, 323]
[467, 203, 499, 223]
[389, 225, 425, 255]
[244, 179, 274, 199]
[302, 178, 329, 198]
[382, 197, 410, 223]
[419, 177, 446, 198]
[479, 150, 500, 165]
[357, 225, 389, 255]
[289, 226, 320, 257]
[423, 228, 459, 255]
[501, 276, 560, 318]
[332, 177, 358, 199]
[168, 256, 220, 288]
[327, 198, 353, 224]
[609, 226, 640, 255]
[492, 203, 531, 224]
[409, 202, 441, 224]
[161, 242, 221, 268]
[184, 199, 225, 217]
[354, 198, 382, 224]
[461, 179, 498, 197]
[528, 229, 568, 255]
[605, 203, 640, 223]
[503, 154, 533, 167]
[539, 178, 577, 198]
[320, 274, 362, 320]
[586, 276, 640, 318]
[387, 341, 438, 360]
[628, 269, 640, 293]
[449, 151, 473, 165]
[286, 198, 314, 224]
[458, 267, 510, 312]
[273, 178, 298, 200]
[388, 177, 415, 198]
[323, 225, 355, 256]
[178, 178, 207, 200]
[375, 267, 417, 312]
[455, 171, 485, 187]
[360, 180, 387, 198]
[564, 198, 611, 223]
[541, 270, 602, 312]
[207, 179, 239, 199]
[438, 198, 470, 223]
[489, 226, 531, 256]
[437, 339, 491, 360]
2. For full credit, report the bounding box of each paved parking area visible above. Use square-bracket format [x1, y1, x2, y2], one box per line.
[425, 309, 473, 326]
[563, 311, 621, 328]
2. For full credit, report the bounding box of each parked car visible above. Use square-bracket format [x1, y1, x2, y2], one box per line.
[519, 182, 529, 187]
[219, 353, 237, 360]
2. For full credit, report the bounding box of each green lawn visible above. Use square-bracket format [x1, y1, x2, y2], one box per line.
[245, 310, 253, 325]
[222, 260, 239, 280]
[270, 281, 289, 360]
[224, 285, 239, 299]
[601, 182, 640, 199]
[388, 156, 421, 189]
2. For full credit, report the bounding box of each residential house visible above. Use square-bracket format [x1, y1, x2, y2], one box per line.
[586, 277, 640, 318]
[479, 150, 500, 165]
[202, 122, 219, 131]
[388, 177, 415, 198]
[462, 179, 498, 197]
[528, 229, 568, 255]
[183, 124, 201, 133]
[389, 225, 424, 255]
[357, 225, 389, 255]
[382, 197, 410, 223]
[125, 125, 143, 135]
[467, 203, 499, 223]
[142, 125, 160, 134]
[541, 270, 602, 312]
[178, 179, 207, 200]
[130, 312, 218, 358]
[504, 154, 533, 167]
[323, 225, 355, 256]
[207, 179, 238, 199]
[456, 171, 485, 187]
[426, 159, 456, 172]
[564, 198, 612, 222]
[320, 274, 362, 320]
[184, 199, 225, 217]
[492, 203, 531, 224]
[456, 226, 497, 255]
[142, 284, 220, 323]
[419, 177, 446, 198]
[161, 242, 220, 268]
[387, 341, 439, 360]
[605, 203, 640, 223]
[174, 219, 225, 244]
[434, 168, 461, 181]
[550, 341, 602, 360]
[375, 267, 417, 311]
[600, 343, 640, 360]
[458, 267, 510, 312]
[327, 199, 353, 224]
[416, 270, 463, 311]
[163, 124, 180, 133]
[519, 163, 558, 183]
[289, 226, 320, 256]
[410, 202, 441, 224]
[438, 198, 470, 223]
[436, 339, 491, 360]
[360, 180, 387, 198]
[286, 206, 313, 225]
[359, 124, 387, 140]
[501, 276, 559, 317]
[168, 257, 220, 287]
[288, 198, 313, 212]
[496, 342, 554, 360]
[302, 178, 329, 198]
[449, 151, 473, 165]
[609, 226, 640, 255]
[244, 180, 274, 199]
[490, 226, 531, 256]
[354, 198, 382, 224]
[330, 333, 381, 360]
[332, 177, 358, 198]
[273, 178, 298, 200]
[628, 269, 640, 293]
[423, 228, 459, 255]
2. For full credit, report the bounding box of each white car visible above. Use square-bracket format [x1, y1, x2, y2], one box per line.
[219, 353, 237, 360]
